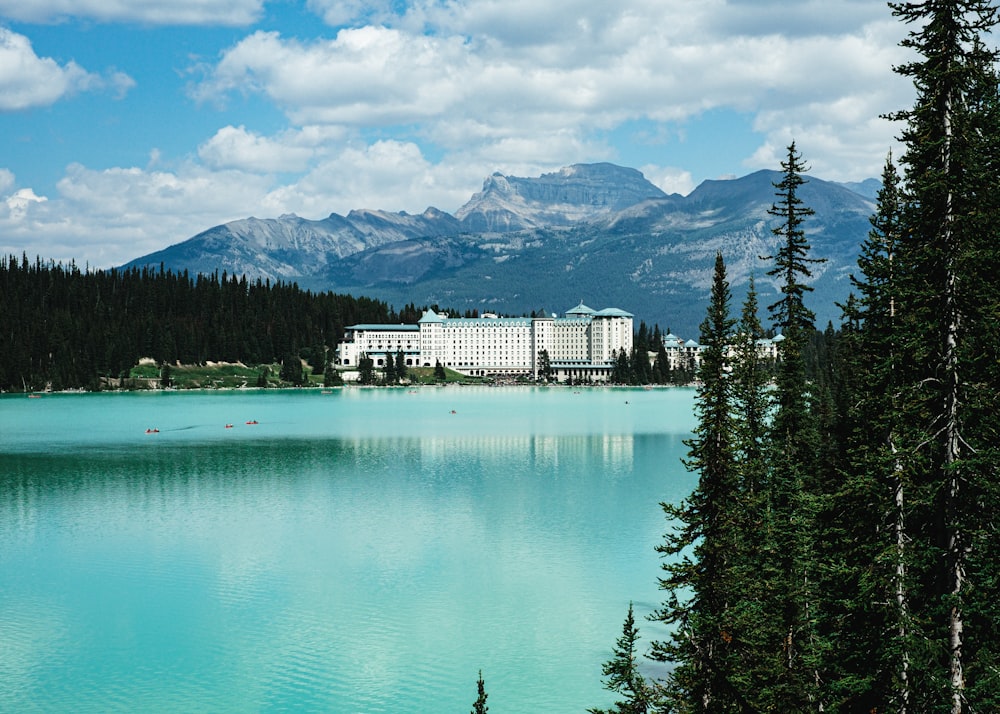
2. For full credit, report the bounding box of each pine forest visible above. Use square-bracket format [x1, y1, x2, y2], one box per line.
[0, 260, 404, 392]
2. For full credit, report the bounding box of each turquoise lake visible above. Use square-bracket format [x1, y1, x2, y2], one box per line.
[0, 387, 697, 713]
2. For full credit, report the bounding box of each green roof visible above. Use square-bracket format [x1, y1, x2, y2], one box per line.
[565, 302, 596, 315]
[347, 324, 420, 331]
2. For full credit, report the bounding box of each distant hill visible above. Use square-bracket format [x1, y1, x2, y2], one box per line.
[123, 163, 876, 335]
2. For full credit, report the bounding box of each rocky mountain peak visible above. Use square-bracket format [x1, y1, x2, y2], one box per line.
[455, 162, 668, 233]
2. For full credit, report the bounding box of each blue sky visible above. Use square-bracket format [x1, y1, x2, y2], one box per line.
[0, 0, 913, 268]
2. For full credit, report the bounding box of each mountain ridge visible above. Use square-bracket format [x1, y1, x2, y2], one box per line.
[123, 163, 876, 334]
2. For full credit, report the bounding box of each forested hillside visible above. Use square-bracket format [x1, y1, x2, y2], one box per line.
[0, 257, 403, 392]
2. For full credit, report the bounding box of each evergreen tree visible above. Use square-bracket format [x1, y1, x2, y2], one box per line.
[0, 257, 396, 392]
[887, 2, 1000, 709]
[537, 348, 553, 381]
[611, 348, 630, 384]
[383, 353, 396, 384]
[590, 602, 654, 714]
[629, 346, 651, 385]
[304, 344, 324, 376]
[358, 355, 375, 385]
[652, 342, 670, 385]
[650, 253, 753, 711]
[765, 142, 825, 337]
[834, 153, 912, 711]
[471, 670, 488, 714]
[730, 275, 770, 495]
[759, 143, 827, 710]
[721, 273, 780, 709]
[434, 359, 447, 382]
[394, 350, 407, 382]
[280, 352, 304, 385]
[323, 359, 343, 387]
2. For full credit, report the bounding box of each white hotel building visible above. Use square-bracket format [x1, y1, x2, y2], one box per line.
[335, 302, 633, 382]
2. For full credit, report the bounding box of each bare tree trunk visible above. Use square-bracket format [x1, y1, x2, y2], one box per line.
[893, 447, 910, 714]
[941, 85, 965, 714]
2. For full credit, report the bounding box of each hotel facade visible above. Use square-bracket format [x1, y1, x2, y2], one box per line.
[335, 302, 633, 382]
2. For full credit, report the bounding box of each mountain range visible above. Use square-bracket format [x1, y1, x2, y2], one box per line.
[123, 162, 878, 336]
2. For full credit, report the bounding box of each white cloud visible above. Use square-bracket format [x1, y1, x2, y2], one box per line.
[0, 141, 488, 268]
[0, 163, 275, 267]
[0, 28, 135, 110]
[198, 125, 335, 173]
[54, 162, 271, 222]
[0, 0, 265, 25]
[0, 28, 105, 110]
[195, 28, 472, 125]
[5, 188, 48, 220]
[194, 2, 911, 182]
[421, 0, 626, 52]
[306, 0, 402, 28]
[639, 165, 695, 197]
[262, 139, 475, 217]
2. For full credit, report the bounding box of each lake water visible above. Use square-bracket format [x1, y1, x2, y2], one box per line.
[0, 387, 696, 713]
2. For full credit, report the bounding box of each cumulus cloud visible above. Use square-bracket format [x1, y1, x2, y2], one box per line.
[0, 28, 135, 110]
[639, 165, 695, 197]
[0, 0, 265, 25]
[261, 140, 475, 217]
[198, 125, 326, 173]
[194, 1, 911, 182]
[306, 0, 402, 28]
[194, 28, 472, 125]
[5, 188, 48, 220]
[54, 162, 271, 222]
[0, 28, 108, 110]
[0, 163, 275, 267]
[1, 139, 502, 268]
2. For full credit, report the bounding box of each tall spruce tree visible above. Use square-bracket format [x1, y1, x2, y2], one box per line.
[730, 275, 771, 497]
[722, 275, 780, 708]
[760, 142, 826, 710]
[650, 253, 754, 711]
[888, 1, 1000, 710]
[838, 153, 913, 711]
[765, 142, 825, 337]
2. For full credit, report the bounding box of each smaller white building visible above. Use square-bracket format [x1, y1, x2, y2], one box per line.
[660, 331, 785, 372]
[335, 323, 420, 368]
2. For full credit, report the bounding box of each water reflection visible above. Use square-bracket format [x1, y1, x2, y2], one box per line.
[0, 393, 694, 713]
[0, 432, 664, 535]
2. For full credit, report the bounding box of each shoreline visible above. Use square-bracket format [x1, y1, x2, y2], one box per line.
[8, 382, 692, 397]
